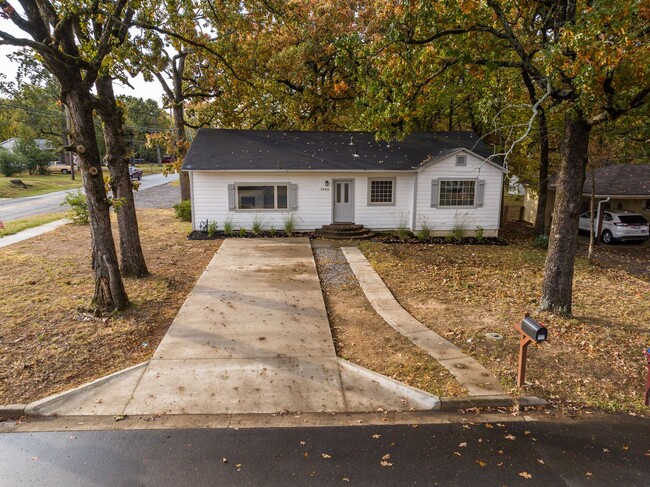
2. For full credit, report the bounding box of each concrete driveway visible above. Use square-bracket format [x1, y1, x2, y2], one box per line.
[23, 238, 439, 417]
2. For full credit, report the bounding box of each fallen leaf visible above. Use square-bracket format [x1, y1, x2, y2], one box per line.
[380, 461, 393, 467]
[222, 458, 228, 463]
[113, 415, 125, 421]
[382, 454, 391, 460]
[519, 472, 532, 479]
[322, 453, 331, 459]
[342, 478, 350, 482]
[476, 460, 487, 467]
[454, 452, 462, 456]
[372, 434, 381, 439]
[459, 442, 467, 448]
[505, 434, 516, 440]
[485, 423, 494, 428]
[586, 472, 592, 477]
[537, 459, 545, 464]
[300, 441, 306, 445]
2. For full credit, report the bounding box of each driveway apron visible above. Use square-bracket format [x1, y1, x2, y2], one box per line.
[124, 238, 346, 415]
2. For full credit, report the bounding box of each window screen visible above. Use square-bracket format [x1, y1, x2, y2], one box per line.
[439, 180, 475, 207]
[369, 179, 394, 204]
[237, 185, 288, 210]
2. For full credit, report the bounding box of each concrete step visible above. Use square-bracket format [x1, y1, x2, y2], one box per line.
[319, 224, 365, 233]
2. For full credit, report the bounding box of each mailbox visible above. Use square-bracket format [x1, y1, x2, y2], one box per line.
[521, 316, 547, 342]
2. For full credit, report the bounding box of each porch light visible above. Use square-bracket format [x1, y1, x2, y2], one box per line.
[325, 180, 330, 187]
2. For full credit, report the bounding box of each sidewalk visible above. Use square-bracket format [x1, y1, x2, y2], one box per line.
[0, 218, 69, 249]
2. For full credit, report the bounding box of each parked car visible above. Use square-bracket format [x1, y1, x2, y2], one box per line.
[132, 158, 145, 164]
[161, 155, 175, 164]
[578, 209, 649, 244]
[46, 160, 77, 175]
[129, 165, 143, 181]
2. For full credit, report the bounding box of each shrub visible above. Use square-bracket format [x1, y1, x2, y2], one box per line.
[173, 200, 192, 221]
[394, 211, 411, 240]
[238, 227, 247, 237]
[223, 217, 235, 236]
[475, 226, 485, 243]
[417, 215, 431, 241]
[62, 189, 89, 225]
[283, 212, 296, 236]
[207, 220, 218, 237]
[451, 211, 473, 240]
[252, 214, 265, 235]
[534, 234, 549, 249]
[0, 151, 23, 177]
[269, 226, 277, 237]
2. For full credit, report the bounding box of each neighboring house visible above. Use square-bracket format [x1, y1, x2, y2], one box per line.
[182, 129, 506, 236]
[0, 137, 53, 152]
[541, 164, 650, 229]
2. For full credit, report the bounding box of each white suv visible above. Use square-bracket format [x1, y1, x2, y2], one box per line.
[579, 209, 649, 244]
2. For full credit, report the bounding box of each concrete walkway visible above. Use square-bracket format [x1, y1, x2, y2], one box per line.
[0, 219, 69, 249]
[342, 247, 506, 397]
[23, 239, 439, 417]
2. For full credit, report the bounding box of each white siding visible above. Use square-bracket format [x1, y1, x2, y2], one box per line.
[414, 152, 504, 235]
[190, 171, 415, 231]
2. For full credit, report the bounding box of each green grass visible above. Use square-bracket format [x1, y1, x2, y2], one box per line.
[0, 174, 83, 198]
[0, 212, 68, 237]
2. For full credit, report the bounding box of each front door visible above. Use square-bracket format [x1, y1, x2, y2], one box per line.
[333, 179, 354, 223]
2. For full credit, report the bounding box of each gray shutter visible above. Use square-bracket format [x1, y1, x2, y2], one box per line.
[289, 183, 298, 210]
[228, 184, 235, 210]
[430, 180, 439, 208]
[476, 180, 485, 207]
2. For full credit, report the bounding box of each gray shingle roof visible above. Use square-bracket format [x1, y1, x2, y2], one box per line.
[182, 129, 497, 171]
[581, 164, 650, 196]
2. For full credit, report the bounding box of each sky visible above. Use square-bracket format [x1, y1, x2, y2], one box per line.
[0, 21, 166, 105]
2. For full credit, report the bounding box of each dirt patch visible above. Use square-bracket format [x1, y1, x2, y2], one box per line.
[0, 209, 221, 405]
[359, 222, 650, 414]
[312, 243, 465, 397]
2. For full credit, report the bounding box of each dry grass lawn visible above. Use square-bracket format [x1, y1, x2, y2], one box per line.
[0, 209, 220, 405]
[360, 223, 650, 414]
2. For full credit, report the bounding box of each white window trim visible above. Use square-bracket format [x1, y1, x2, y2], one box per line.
[436, 178, 478, 209]
[234, 182, 290, 211]
[367, 177, 396, 206]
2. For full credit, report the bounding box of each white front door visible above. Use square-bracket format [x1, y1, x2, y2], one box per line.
[333, 179, 354, 223]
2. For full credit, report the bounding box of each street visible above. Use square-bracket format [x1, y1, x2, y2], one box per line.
[0, 414, 647, 486]
[0, 173, 179, 222]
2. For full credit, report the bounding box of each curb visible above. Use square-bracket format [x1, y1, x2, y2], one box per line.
[440, 395, 547, 411]
[23, 361, 148, 416]
[0, 404, 27, 417]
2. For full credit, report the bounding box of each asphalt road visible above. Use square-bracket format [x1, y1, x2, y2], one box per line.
[1, 415, 647, 486]
[0, 173, 179, 222]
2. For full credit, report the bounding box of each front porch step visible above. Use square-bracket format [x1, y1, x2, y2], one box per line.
[315, 224, 375, 240]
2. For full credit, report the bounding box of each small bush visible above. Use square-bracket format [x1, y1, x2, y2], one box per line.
[223, 217, 235, 236]
[207, 220, 218, 237]
[394, 211, 411, 240]
[269, 226, 277, 237]
[417, 215, 431, 241]
[445, 234, 454, 243]
[475, 226, 485, 243]
[283, 213, 296, 236]
[238, 227, 247, 238]
[62, 189, 89, 225]
[534, 234, 549, 249]
[0, 151, 23, 177]
[173, 200, 192, 221]
[252, 214, 265, 235]
[451, 211, 472, 240]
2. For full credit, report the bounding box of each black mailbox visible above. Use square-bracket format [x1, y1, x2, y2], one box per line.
[521, 316, 547, 342]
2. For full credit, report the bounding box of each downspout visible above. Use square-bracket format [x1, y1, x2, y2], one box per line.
[411, 172, 418, 230]
[595, 197, 610, 239]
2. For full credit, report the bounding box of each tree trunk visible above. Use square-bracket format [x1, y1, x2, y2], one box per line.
[95, 76, 149, 278]
[533, 107, 549, 236]
[173, 100, 191, 201]
[539, 112, 591, 316]
[63, 88, 129, 311]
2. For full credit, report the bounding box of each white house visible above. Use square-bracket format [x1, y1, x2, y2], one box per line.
[0, 137, 53, 152]
[182, 129, 506, 236]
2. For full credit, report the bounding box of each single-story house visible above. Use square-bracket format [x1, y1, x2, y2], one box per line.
[0, 137, 53, 152]
[182, 129, 506, 236]
[541, 163, 650, 228]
